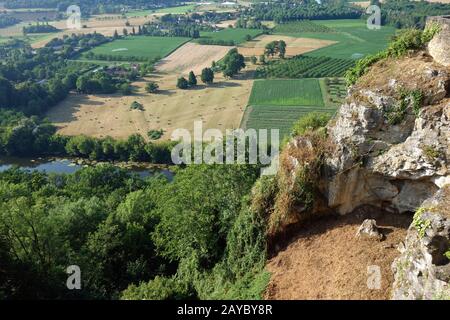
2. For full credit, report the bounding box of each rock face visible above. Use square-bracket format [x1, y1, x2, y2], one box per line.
[427, 16, 450, 67]
[356, 219, 384, 241]
[276, 21, 450, 299]
[325, 52, 449, 215]
[392, 186, 450, 300]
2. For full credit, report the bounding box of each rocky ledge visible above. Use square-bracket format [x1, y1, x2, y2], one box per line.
[392, 186, 450, 299]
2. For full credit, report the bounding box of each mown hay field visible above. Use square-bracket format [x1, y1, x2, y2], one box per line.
[238, 34, 336, 58]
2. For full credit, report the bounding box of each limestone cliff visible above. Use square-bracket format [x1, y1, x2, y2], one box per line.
[271, 17, 450, 299]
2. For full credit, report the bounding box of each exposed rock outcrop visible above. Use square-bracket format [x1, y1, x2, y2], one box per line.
[427, 16, 450, 67]
[272, 18, 450, 299]
[356, 219, 384, 241]
[392, 186, 450, 300]
[325, 53, 449, 215]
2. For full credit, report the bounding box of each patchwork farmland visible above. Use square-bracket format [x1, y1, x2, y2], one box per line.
[274, 19, 396, 59]
[242, 79, 337, 138]
[255, 55, 355, 79]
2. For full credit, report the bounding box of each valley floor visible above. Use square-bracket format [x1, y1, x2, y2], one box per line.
[265, 208, 412, 300]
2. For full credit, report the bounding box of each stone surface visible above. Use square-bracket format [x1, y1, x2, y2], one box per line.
[427, 16, 450, 67]
[392, 186, 450, 300]
[324, 52, 450, 215]
[356, 219, 384, 241]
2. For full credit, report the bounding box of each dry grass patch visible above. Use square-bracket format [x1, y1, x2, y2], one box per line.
[47, 70, 255, 141]
[155, 42, 231, 74]
[238, 34, 337, 58]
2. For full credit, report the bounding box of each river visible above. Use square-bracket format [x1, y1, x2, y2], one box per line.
[0, 156, 174, 180]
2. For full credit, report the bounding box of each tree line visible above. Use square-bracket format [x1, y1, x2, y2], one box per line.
[250, 0, 363, 24]
[0, 33, 110, 115]
[0, 109, 176, 163]
[375, 0, 450, 29]
[0, 14, 20, 29]
[23, 22, 60, 34]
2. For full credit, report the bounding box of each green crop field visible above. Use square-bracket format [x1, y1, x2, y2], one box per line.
[242, 78, 338, 138]
[274, 19, 396, 59]
[255, 55, 355, 79]
[320, 78, 347, 107]
[248, 79, 325, 106]
[274, 20, 334, 33]
[242, 105, 337, 138]
[80, 36, 190, 62]
[195, 28, 262, 45]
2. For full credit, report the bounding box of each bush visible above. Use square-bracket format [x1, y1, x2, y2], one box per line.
[176, 77, 189, 90]
[145, 81, 159, 93]
[130, 101, 144, 111]
[118, 83, 133, 95]
[147, 129, 164, 140]
[345, 25, 441, 85]
[121, 276, 195, 300]
[291, 112, 331, 137]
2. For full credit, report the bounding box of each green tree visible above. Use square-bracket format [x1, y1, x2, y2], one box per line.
[278, 40, 286, 59]
[259, 54, 266, 64]
[222, 49, 246, 78]
[188, 71, 197, 87]
[145, 81, 159, 93]
[201, 68, 214, 85]
[176, 77, 189, 90]
[119, 83, 133, 95]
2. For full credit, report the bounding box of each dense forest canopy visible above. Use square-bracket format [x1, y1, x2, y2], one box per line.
[379, 0, 450, 29]
[0, 164, 267, 299]
[247, 0, 450, 28]
[248, 0, 363, 23]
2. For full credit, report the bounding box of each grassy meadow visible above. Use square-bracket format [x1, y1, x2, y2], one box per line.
[80, 36, 190, 61]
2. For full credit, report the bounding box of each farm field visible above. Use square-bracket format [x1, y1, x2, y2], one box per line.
[320, 78, 347, 107]
[155, 42, 231, 74]
[248, 79, 324, 106]
[0, 15, 154, 47]
[80, 36, 191, 62]
[47, 71, 254, 141]
[238, 34, 336, 58]
[255, 55, 355, 78]
[274, 19, 396, 59]
[242, 78, 338, 138]
[195, 28, 262, 45]
[274, 20, 334, 33]
[241, 104, 336, 138]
